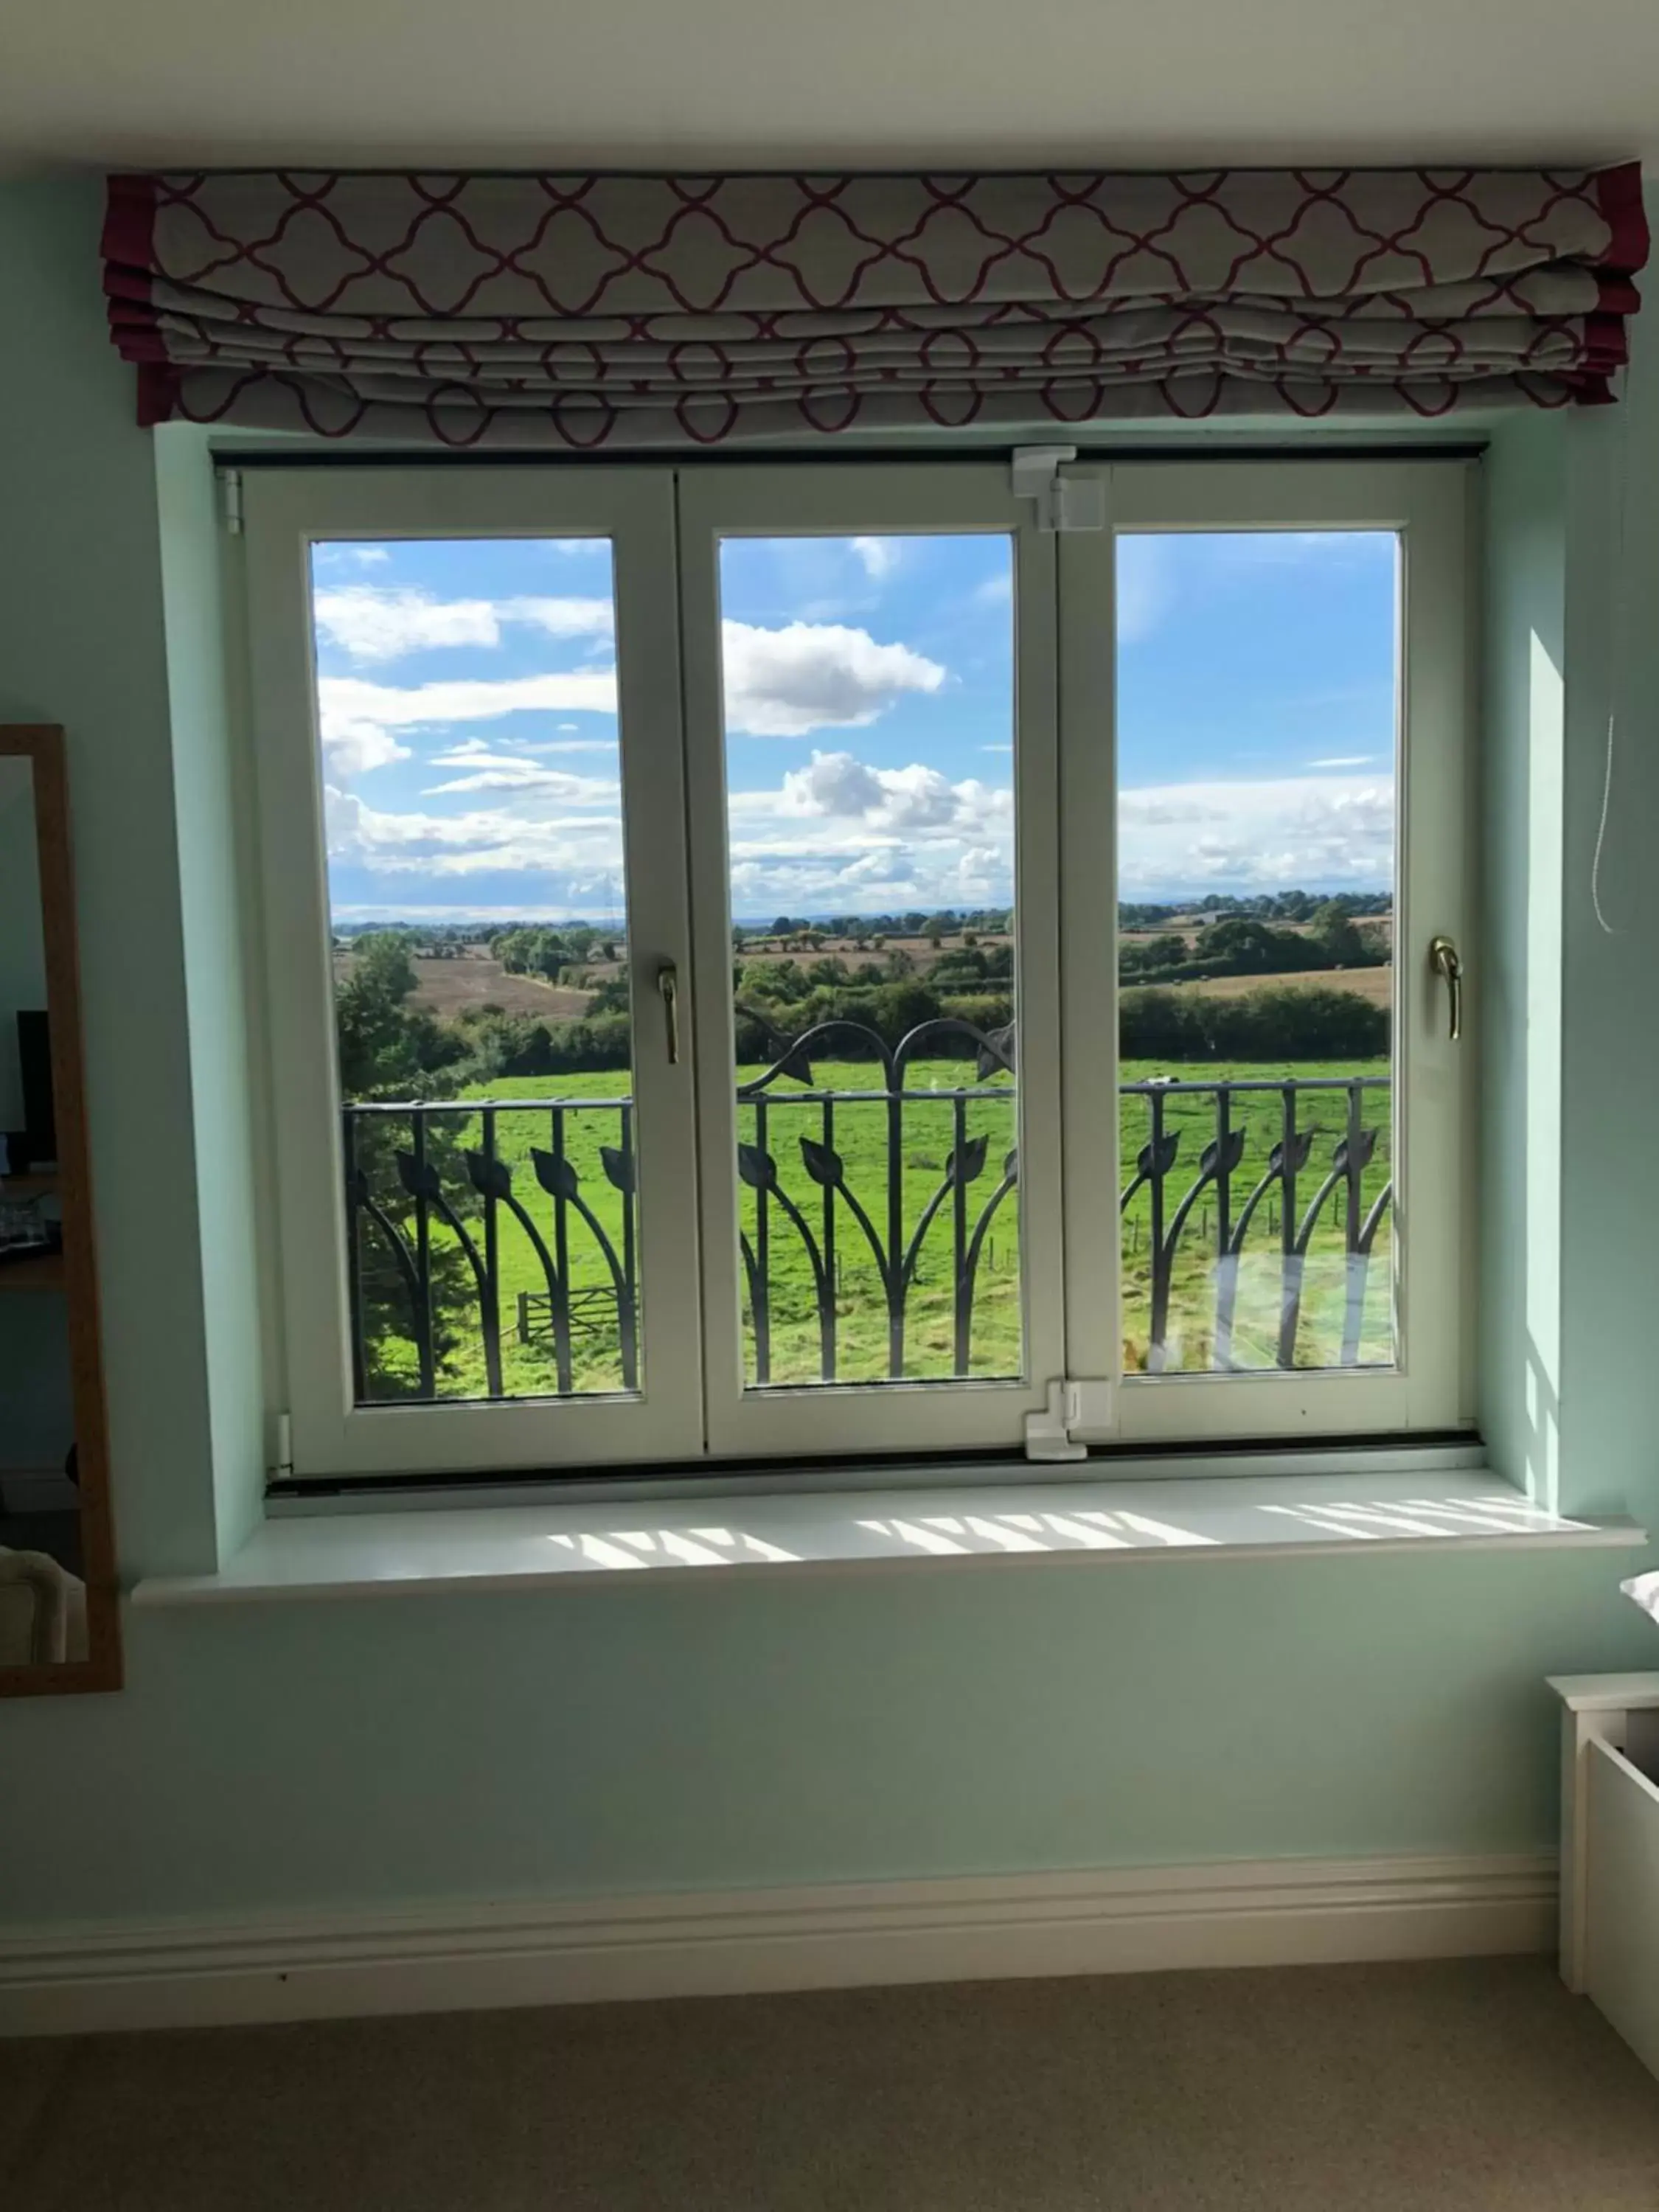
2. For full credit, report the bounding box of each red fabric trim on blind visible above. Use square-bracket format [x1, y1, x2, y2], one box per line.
[1596, 161, 1652, 277]
[99, 171, 158, 271]
[134, 361, 182, 428]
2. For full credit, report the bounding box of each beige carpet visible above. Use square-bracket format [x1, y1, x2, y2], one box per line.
[5, 1958, 1659, 2208]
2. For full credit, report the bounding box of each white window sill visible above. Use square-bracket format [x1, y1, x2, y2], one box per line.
[131, 1468, 1645, 1607]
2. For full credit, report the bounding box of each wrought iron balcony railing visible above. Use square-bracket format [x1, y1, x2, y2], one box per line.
[341, 1018, 1392, 1405]
[1120, 1073, 1391, 1374]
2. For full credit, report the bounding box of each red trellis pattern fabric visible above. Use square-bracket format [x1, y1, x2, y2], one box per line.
[103, 167, 1649, 447]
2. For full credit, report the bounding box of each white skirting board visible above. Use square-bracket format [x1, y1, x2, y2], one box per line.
[0, 1852, 1557, 2037]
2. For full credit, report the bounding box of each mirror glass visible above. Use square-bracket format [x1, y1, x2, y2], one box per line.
[0, 734, 118, 1689]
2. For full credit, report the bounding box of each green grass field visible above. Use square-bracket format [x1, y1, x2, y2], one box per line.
[352, 1054, 1393, 1401]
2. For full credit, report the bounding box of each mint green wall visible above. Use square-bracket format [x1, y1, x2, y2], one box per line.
[0, 181, 222, 1576]
[4, 1552, 1657, 1924]
[1, 178, 1657, 1933]
[1480, 415, 1567, 1509]
[1555, 382, 1659, 1525]
[153, 428, 268, 1562]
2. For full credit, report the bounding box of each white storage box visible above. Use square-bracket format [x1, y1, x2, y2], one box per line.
[1551, 1669, 1659, 2079]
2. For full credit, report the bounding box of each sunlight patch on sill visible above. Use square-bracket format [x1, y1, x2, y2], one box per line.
[131, 1470, 1645, 1607]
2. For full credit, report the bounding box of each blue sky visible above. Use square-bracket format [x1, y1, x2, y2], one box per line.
[310, 526, 1397, 922]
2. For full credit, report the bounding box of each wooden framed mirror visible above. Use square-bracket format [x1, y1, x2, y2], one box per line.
[0, 726, 120, 1694]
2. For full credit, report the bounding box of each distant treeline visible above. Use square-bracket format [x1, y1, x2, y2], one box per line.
[1119, 986, 1388, 1061]
[410, 979, 1388, 1078]
[1117, 889, 1391, 929]
[337, 924, 1390, 1099]
[1121, 906, 1388, 987]
[335, 889, 1390, 951]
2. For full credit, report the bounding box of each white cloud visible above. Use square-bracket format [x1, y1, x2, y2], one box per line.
[1307, 754, 1377, 768]
[310, 544, 391, 569]
[850, 536, 901, 579]
[722, 621, 945, 737]
[422, 747, 619, 804]
[513, 738, 617, 754]
[315, 588, 499, 662]
[714, 749, 1015, 911]
[326, 785, 624, 882]
[313, 587, 613, 665]
[973, 571, 1013, 607]
[504, 597, 615, 640]
[326, 740, 1014, 908]
[321, 719, 412, 781]
[1119, 773, 1395, 894]
[837, 850, 906, 885]
[954, 845, 1003, 899]
[316, 670, 618, 784]
[731, 750, 1012, 841]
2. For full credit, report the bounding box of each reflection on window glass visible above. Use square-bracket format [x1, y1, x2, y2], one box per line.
[306, 538, 641, 1405]
[1116, 531, 1399, 1377]
[714, 533, 1024, 1388]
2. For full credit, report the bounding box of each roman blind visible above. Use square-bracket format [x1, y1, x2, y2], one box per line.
[103, 166, 1647, 448]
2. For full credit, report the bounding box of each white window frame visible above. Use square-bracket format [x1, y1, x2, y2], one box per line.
[238, 453, 1475, 1486]
[675, 464, 1068, 1460]
[240, 467, 706, 1477]
[1059, 459, 1475, 1444]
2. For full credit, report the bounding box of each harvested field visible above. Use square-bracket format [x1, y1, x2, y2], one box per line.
[334, 952, 591, 1023]
[1179, 964, 1394, 1006]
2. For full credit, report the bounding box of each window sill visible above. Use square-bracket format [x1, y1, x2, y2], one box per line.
[131, 1468, 1645, 1608]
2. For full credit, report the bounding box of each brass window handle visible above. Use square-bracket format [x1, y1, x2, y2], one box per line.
[657, 960, 680, 1065]
[1429, 935, 1462, 1042]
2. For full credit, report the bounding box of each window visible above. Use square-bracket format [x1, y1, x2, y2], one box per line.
[241, 458, 1472, 1481]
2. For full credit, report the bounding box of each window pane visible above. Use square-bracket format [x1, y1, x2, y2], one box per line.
[714, 533, 1023, 1389]
[307, 538, 641, 1405]
[1116, 531, 1398, 1376]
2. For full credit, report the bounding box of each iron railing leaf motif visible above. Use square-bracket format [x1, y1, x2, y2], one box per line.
[341, 1044, 1393, 1406]
[1119, 1074, 1392, 1375]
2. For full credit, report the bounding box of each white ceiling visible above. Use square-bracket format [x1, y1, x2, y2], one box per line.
[4, 0, 1659, 175]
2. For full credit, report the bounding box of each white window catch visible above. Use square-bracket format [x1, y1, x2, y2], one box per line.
[1011, 447, 1105, 532]
[1024, 1378, 1115, 1461]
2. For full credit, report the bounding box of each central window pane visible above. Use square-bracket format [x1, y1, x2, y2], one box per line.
[714, 533, 1024, 1389]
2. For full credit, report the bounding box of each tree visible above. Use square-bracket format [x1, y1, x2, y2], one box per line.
[1311, 900, 1365, 967]
[335, 933, 421, 1095]
[1192, 918, 1281, 974]
[332, 933, 476, 1399]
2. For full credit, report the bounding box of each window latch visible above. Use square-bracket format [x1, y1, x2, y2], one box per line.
[1429, 934, 1462, 1042]
[1025, 1378, 1115, 1461]
[657, 960, 681, 1065]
